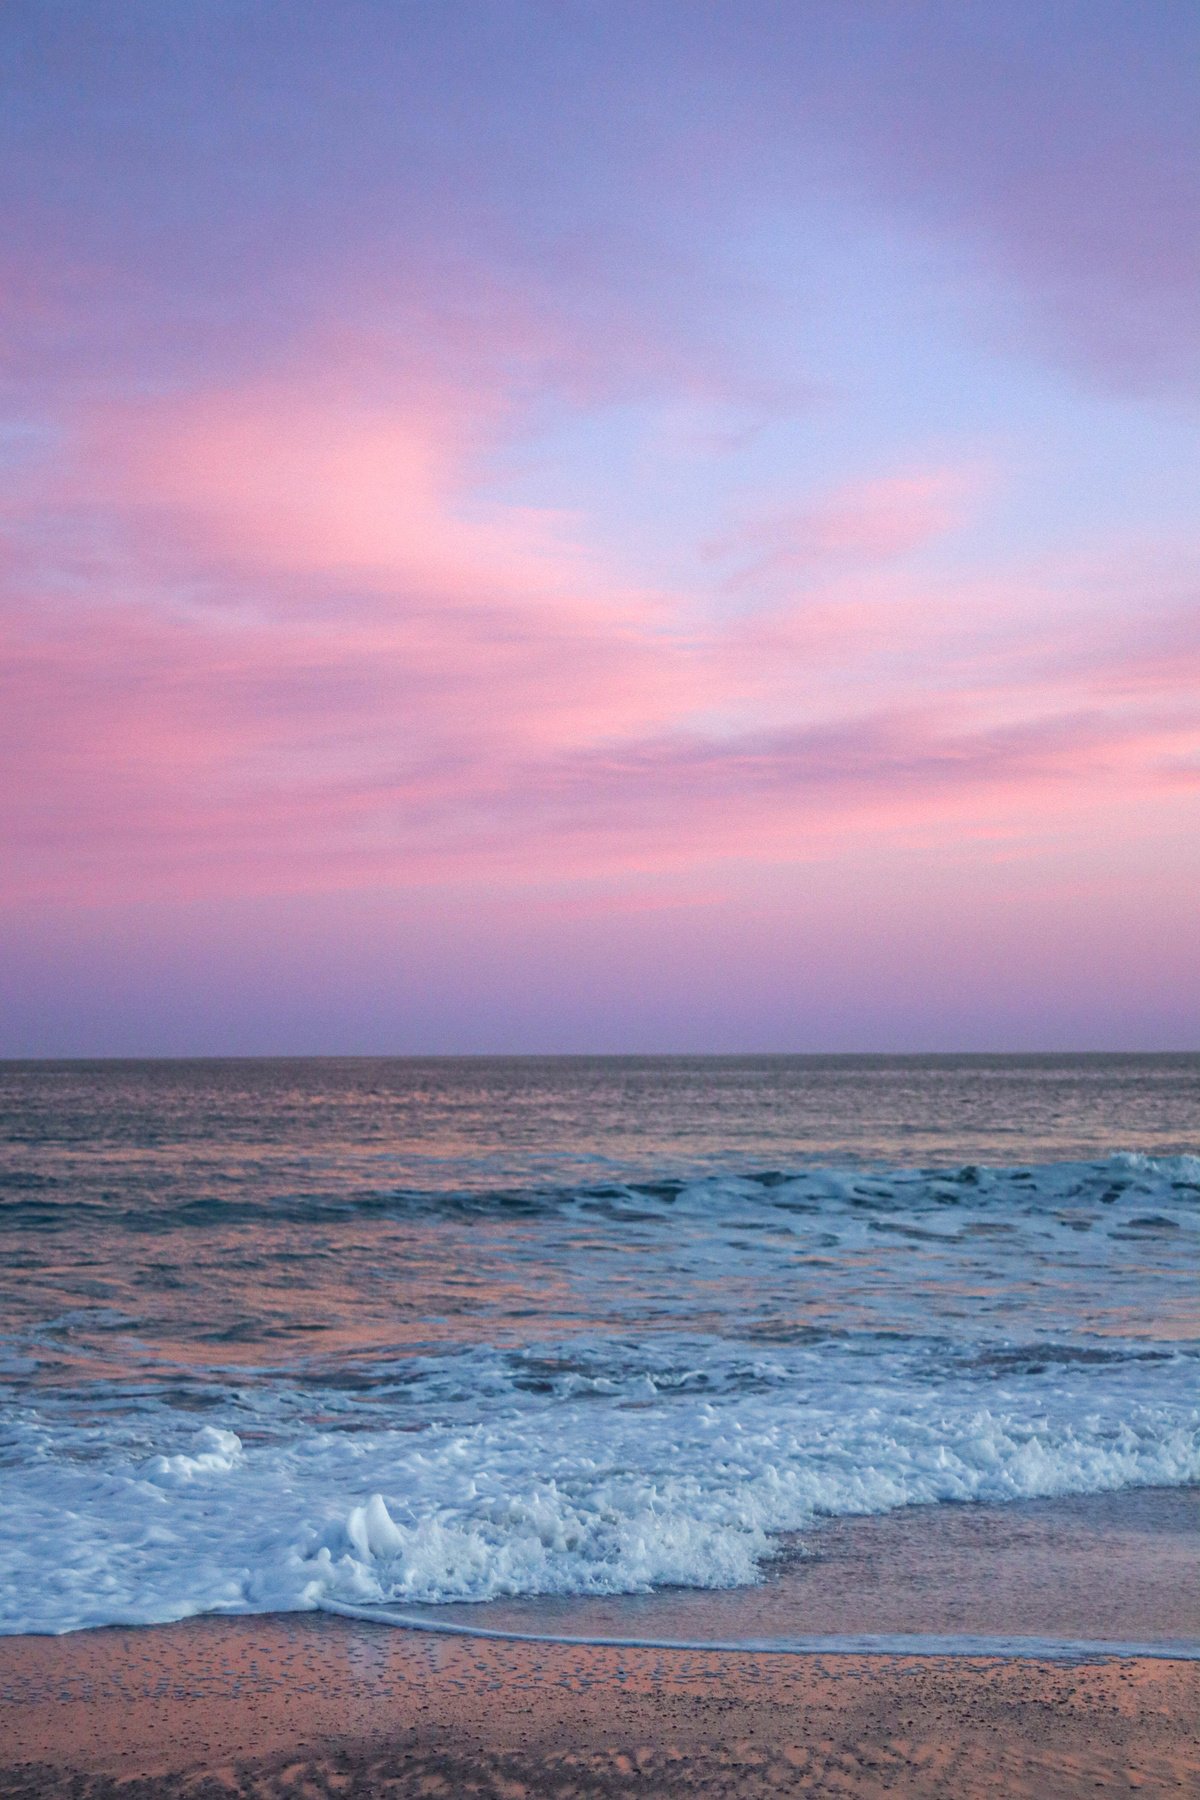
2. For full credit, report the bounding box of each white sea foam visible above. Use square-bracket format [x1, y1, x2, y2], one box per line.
[1, 1353, 1196, 1635]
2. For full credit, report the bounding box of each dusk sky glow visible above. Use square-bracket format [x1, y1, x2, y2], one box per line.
[2, 1, 1198, 1054]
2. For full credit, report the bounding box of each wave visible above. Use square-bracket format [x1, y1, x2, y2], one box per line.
[2, 1349, 1196, 1635]
[3, 1151, 1199, 1233]
[2, 1147, 1196, 1638]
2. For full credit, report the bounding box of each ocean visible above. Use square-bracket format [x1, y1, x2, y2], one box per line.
[1, 1054, 1197, 1648]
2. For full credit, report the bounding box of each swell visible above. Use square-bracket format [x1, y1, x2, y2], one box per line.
[3, 1152, 1198, 1232]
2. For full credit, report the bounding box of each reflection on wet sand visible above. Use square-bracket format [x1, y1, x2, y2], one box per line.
[2, 1612, 1197, 1799]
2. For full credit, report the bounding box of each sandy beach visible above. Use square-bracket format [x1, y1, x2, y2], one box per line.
[2, 1613, 1197, 1799]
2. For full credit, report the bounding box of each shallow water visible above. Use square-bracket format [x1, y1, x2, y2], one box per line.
[1, 1055, 1197, 1637]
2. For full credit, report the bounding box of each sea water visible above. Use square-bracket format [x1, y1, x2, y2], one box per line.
[0, 1055, 1196, 1641]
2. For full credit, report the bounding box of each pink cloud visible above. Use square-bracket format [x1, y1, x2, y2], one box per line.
[5, 524, 1196, 908]
[3, 328, 1197, 918]
[707, 470, 980, 591]
[77, 384, 582, 603]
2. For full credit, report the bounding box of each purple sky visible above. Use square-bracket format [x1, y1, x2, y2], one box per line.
[2, 1, 1198, 1053]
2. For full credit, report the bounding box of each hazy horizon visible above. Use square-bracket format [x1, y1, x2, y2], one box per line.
[4, 1048, 1198, 1067]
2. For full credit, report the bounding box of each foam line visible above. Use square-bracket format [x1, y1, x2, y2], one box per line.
[318, 1599, 1200, 1662]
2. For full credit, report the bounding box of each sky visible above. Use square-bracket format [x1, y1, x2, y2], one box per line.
[2, 0, 1198, 1054]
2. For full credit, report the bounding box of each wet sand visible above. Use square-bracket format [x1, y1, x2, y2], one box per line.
[2, 1613, 1198, 1799]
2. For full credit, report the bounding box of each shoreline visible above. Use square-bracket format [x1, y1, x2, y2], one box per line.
[369, 1485, 1200, 1655]
[323, 1596, 1200, 1660]
[3, 1612, 1198, 1798]
[4, 1485, 1200, 1794]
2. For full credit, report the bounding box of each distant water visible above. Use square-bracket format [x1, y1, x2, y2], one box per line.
[0, 1054, 1197, 1638]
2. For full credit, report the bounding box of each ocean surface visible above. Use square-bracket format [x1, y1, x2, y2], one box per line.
[0, 1054, 1197, 1643]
